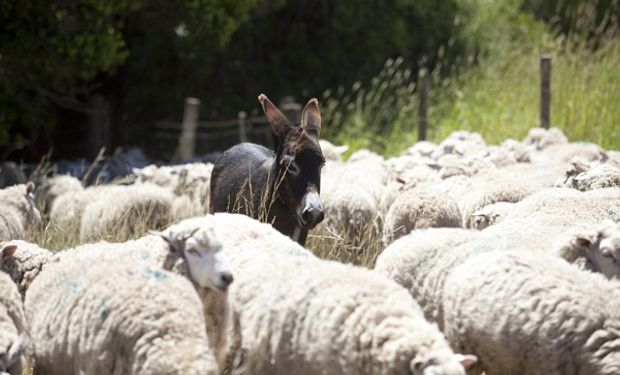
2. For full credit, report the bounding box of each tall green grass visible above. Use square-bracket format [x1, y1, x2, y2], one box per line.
[431, 30, 620, 149]
[321, 3, 620, 155]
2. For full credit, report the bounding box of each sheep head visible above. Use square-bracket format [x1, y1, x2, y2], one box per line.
[152, 227, 233, 292]
[0, 334, 28, 375]
[558, 220, 620, 279]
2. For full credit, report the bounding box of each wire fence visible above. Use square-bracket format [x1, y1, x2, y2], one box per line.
[147, 56, 552, 160]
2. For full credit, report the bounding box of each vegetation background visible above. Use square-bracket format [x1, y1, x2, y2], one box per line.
[1, 0, 619, 162]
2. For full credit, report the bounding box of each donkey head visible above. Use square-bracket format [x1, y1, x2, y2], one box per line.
[258, 93, 325, 230]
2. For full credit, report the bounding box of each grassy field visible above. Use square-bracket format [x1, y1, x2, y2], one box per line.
[321, 4, 620, 157]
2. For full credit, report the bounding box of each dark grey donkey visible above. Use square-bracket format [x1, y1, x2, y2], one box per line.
[209, 94, 325, 246]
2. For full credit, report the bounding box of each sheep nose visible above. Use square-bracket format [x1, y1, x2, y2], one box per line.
[302, 206, 324, 229]
[220, 272, 234, 287]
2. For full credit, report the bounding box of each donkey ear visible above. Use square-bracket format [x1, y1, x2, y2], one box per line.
[258, 93, 292, 139]
[301, 98, 321, 137]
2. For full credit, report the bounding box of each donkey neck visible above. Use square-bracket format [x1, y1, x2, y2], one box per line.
[267, 146, 288, 204]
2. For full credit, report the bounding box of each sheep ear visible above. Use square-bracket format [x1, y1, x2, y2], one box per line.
[301, 98, 321, 137]
[410, 358, 424, 372]
[574, 235, 593, 249]
[258, 93, 293, 140]
[455, 353, 478, 368]
[1, 244, 17, 259]
[150, 230, 183, 253]
[5, 334, 28, 368]
[26, 181, 35, 194]
[334, 144, 348, 155]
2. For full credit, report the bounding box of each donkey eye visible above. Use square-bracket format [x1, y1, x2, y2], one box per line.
[288, 161, 301, 176]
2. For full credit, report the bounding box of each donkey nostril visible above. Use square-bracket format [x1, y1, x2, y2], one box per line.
[302, 207, 324, 228]
[221, 272, 234, 286]
[315, 210, 325, 224]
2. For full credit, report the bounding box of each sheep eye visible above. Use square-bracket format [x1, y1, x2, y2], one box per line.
[186, 248, 200, 256]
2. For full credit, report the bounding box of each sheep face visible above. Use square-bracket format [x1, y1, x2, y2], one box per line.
[571, 221, 620, 279]
[0, 244, 17, 269]
[156, 227, 233, 291]
[0, 334, 28, 375]
[469, 213, 491, 230]
[410, 350, 477, 375]
[183, 233, 233, 292]
[596, 224, 620, 278]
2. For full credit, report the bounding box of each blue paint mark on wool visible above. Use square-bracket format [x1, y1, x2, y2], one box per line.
[98, 298, 110, 321]
[143, 268, 168, 281]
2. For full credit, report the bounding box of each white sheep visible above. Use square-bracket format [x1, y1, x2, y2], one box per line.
[26, 258, 218, 374]
[320, 182, 380, 237]
[497, 138, 532, 163]
[553, 157, 590, 188]
[321, 163, 382, 237]
[523, 127, 568, 150]
[537, 141, 607, 163]
[468, 201, 514, 230]
[25, 220, 234, 374]
[431, 130, 487, 160]
[78, 183, 176, 242]
[382, 189, 461, 245]
[403, 141, 437, 159]
[381, 164, 440, 214]
[482, 145, 518, 168]
[552, 219, 620, 279]
[319, 139, 349, 162]
[385, 155, 437, 181]
[460, 181, 534, 228]
[374, 228, 484, 328]
[0, 272, 28, 375]
[39, 174, 83, 213]
[443, 250, 620, 375]
[434, 154, 495, 179]
[571, 162, 620, 191]
[494, 187, 620, 224]
[375, 220, 620, 333]
[196, 214, 477, 375]
[133, 162, 213, 213]
[0, 240, 53, 298]
[0, 182, 42, 241]
[48, 184, 101, 228]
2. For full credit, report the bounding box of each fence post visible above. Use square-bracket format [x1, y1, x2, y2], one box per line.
[418, 68, 429, 141]
[175, 97, 200, 161]
[540, 55, 551, 129]
[238, 111, 248, 143]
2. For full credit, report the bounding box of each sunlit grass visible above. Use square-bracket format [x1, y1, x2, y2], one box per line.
[431, 34, 620, 149]
[321, 5, 620, 156]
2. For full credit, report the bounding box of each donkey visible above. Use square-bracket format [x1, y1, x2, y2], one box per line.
[209, 94, 325, 246]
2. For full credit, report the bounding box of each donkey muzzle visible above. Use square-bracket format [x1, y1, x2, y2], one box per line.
[299, 191, 324, 229]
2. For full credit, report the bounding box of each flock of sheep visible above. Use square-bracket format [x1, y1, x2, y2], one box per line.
[0, 126, 619, 374]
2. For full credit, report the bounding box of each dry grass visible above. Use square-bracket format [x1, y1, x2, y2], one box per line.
[25, 162, 387, 269]
[306, 215, 384, 268]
